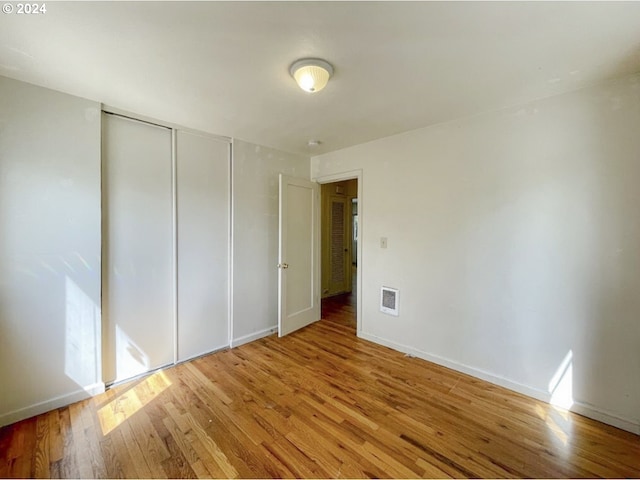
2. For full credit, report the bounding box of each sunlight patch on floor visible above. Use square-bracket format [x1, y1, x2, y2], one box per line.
[97, 370, 171, 436]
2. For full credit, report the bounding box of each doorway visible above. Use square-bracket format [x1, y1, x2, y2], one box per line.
[320, 179, 358, 331]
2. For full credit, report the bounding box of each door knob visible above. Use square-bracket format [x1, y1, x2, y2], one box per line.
[278, 263, 289, 269]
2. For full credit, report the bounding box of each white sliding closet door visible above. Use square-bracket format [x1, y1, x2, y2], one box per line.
[102, 113, 174, 384]
[176, 131, 229, 361]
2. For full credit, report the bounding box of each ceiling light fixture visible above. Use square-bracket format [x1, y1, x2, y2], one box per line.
[290, 58, 333, 93]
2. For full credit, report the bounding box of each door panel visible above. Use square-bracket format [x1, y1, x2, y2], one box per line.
[278, 175, 320, 337]
[102, 114, 174, 384]
[176, 131, 230, 361]
[285, 185, 314, 315]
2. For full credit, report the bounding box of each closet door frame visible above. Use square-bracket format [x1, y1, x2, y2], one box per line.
[101, 107, 232, 386]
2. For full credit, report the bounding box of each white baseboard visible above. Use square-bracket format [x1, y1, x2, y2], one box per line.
[0, 382, 105, 428]
[570, 400, 639, 435]
[231, 325, 278, 348]
[358, 332, 639, 435]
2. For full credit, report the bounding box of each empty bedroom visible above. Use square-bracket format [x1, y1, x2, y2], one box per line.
[1, 1, 639, 478]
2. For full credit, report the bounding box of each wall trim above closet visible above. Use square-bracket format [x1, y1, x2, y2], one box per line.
[102, 105, 231, 144]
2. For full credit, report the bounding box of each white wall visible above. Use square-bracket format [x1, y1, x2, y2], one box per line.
[0, 76, 102, 426]
[232, 140, 309, 345]
[312, 73, 640, 434]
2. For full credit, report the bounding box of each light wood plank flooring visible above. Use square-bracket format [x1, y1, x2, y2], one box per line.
[1, 297, 639, 478]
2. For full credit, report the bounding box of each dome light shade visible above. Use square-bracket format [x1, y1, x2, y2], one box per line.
[290, 58, 333, 93]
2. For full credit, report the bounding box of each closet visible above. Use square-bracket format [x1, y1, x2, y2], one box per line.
[102, 113, 229, 385]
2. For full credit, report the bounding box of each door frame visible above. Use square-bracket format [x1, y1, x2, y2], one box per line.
[313, 169, 363, 336]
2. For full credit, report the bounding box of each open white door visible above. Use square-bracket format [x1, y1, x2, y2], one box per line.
[278, 174, 320, 337]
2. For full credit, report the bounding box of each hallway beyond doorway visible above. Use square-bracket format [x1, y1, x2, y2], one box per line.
[321, 267, 356, 330]
[321, 292, 356, 329]
[318, 174, 361, 334]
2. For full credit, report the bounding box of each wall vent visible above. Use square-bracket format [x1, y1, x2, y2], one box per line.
[380, 286, 399, 316]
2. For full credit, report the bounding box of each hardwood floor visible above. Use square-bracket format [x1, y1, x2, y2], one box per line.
[1, 299, 639, 478]
[321, 291, 356, 328]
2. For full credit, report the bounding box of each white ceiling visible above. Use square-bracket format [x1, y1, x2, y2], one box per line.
[2, 1, 640, 156]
